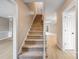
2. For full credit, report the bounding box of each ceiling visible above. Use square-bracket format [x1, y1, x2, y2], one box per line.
[24, 0, 65, 15]
[0, 0, 65, 18]
[24, 0, 65, 23]
[45, 0, 64, 14]
[0, 0, 16, 18]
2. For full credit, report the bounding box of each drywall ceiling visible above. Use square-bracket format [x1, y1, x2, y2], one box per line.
[24, 0, 64, 15]
[0, 0, 16, 17]
[45, 0, 64, 15]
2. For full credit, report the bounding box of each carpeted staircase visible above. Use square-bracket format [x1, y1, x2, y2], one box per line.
[19, 15, 44, 59]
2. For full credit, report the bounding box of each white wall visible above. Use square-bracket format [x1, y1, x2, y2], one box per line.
[56, 11, 63, 49]
[0, 0, 17, 59]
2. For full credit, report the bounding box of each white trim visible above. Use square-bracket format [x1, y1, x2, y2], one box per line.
[13, 1, 18, 59]
[78, 0, 79, 58]
[43, 15, 46, 59]
[18, 14, 36, 54]
[0, 37, 12, 40]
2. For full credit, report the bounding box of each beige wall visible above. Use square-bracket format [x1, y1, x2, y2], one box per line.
[57, 0, 73, 11]
[56, 0, 73, 49]
[56, 10, 63, 49]
[16, 0, 34, 52]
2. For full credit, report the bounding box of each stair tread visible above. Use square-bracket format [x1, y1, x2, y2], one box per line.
[31, 25, 43, 26]
[30, 29, 43, 31]
[28, 34, 43, 36]
[29, 33, 43, 35]
[31, 27, 42, 29]
[26, 39, 43, 41]
[31, 26, 43, 28]
[23, 44, 43, 48]
[20, 51, 43, 57]
[27, 36, 43, 39]
[29, 31, 43, 33]
[30, 30, 43, 32]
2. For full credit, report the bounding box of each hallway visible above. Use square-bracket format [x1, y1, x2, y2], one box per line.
[47, 35, 76, 59]
[18, 14, 76, 59]
[16, 0, 77, 59]
[0, 0, 77, 59]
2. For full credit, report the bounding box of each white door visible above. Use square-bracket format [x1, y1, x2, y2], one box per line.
[62, 11, 76, 50]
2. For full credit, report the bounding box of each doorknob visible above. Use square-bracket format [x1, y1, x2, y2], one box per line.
[72, 32, 74, 34]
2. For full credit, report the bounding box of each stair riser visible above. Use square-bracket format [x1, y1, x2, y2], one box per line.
[31, 27, 43, 29]
[19, 56, 43, 59]
[32, 26, 43, 27]
[22, 48, 43, 52]
[32, 25, 43, 26]
[28, 35, 43, 37]
[29, 32, 43, 35]
[31, 26, 43, 27]
[27, 36, 43, 39]
[31, 28, 43, 30]
[26, 38, 43, 41]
